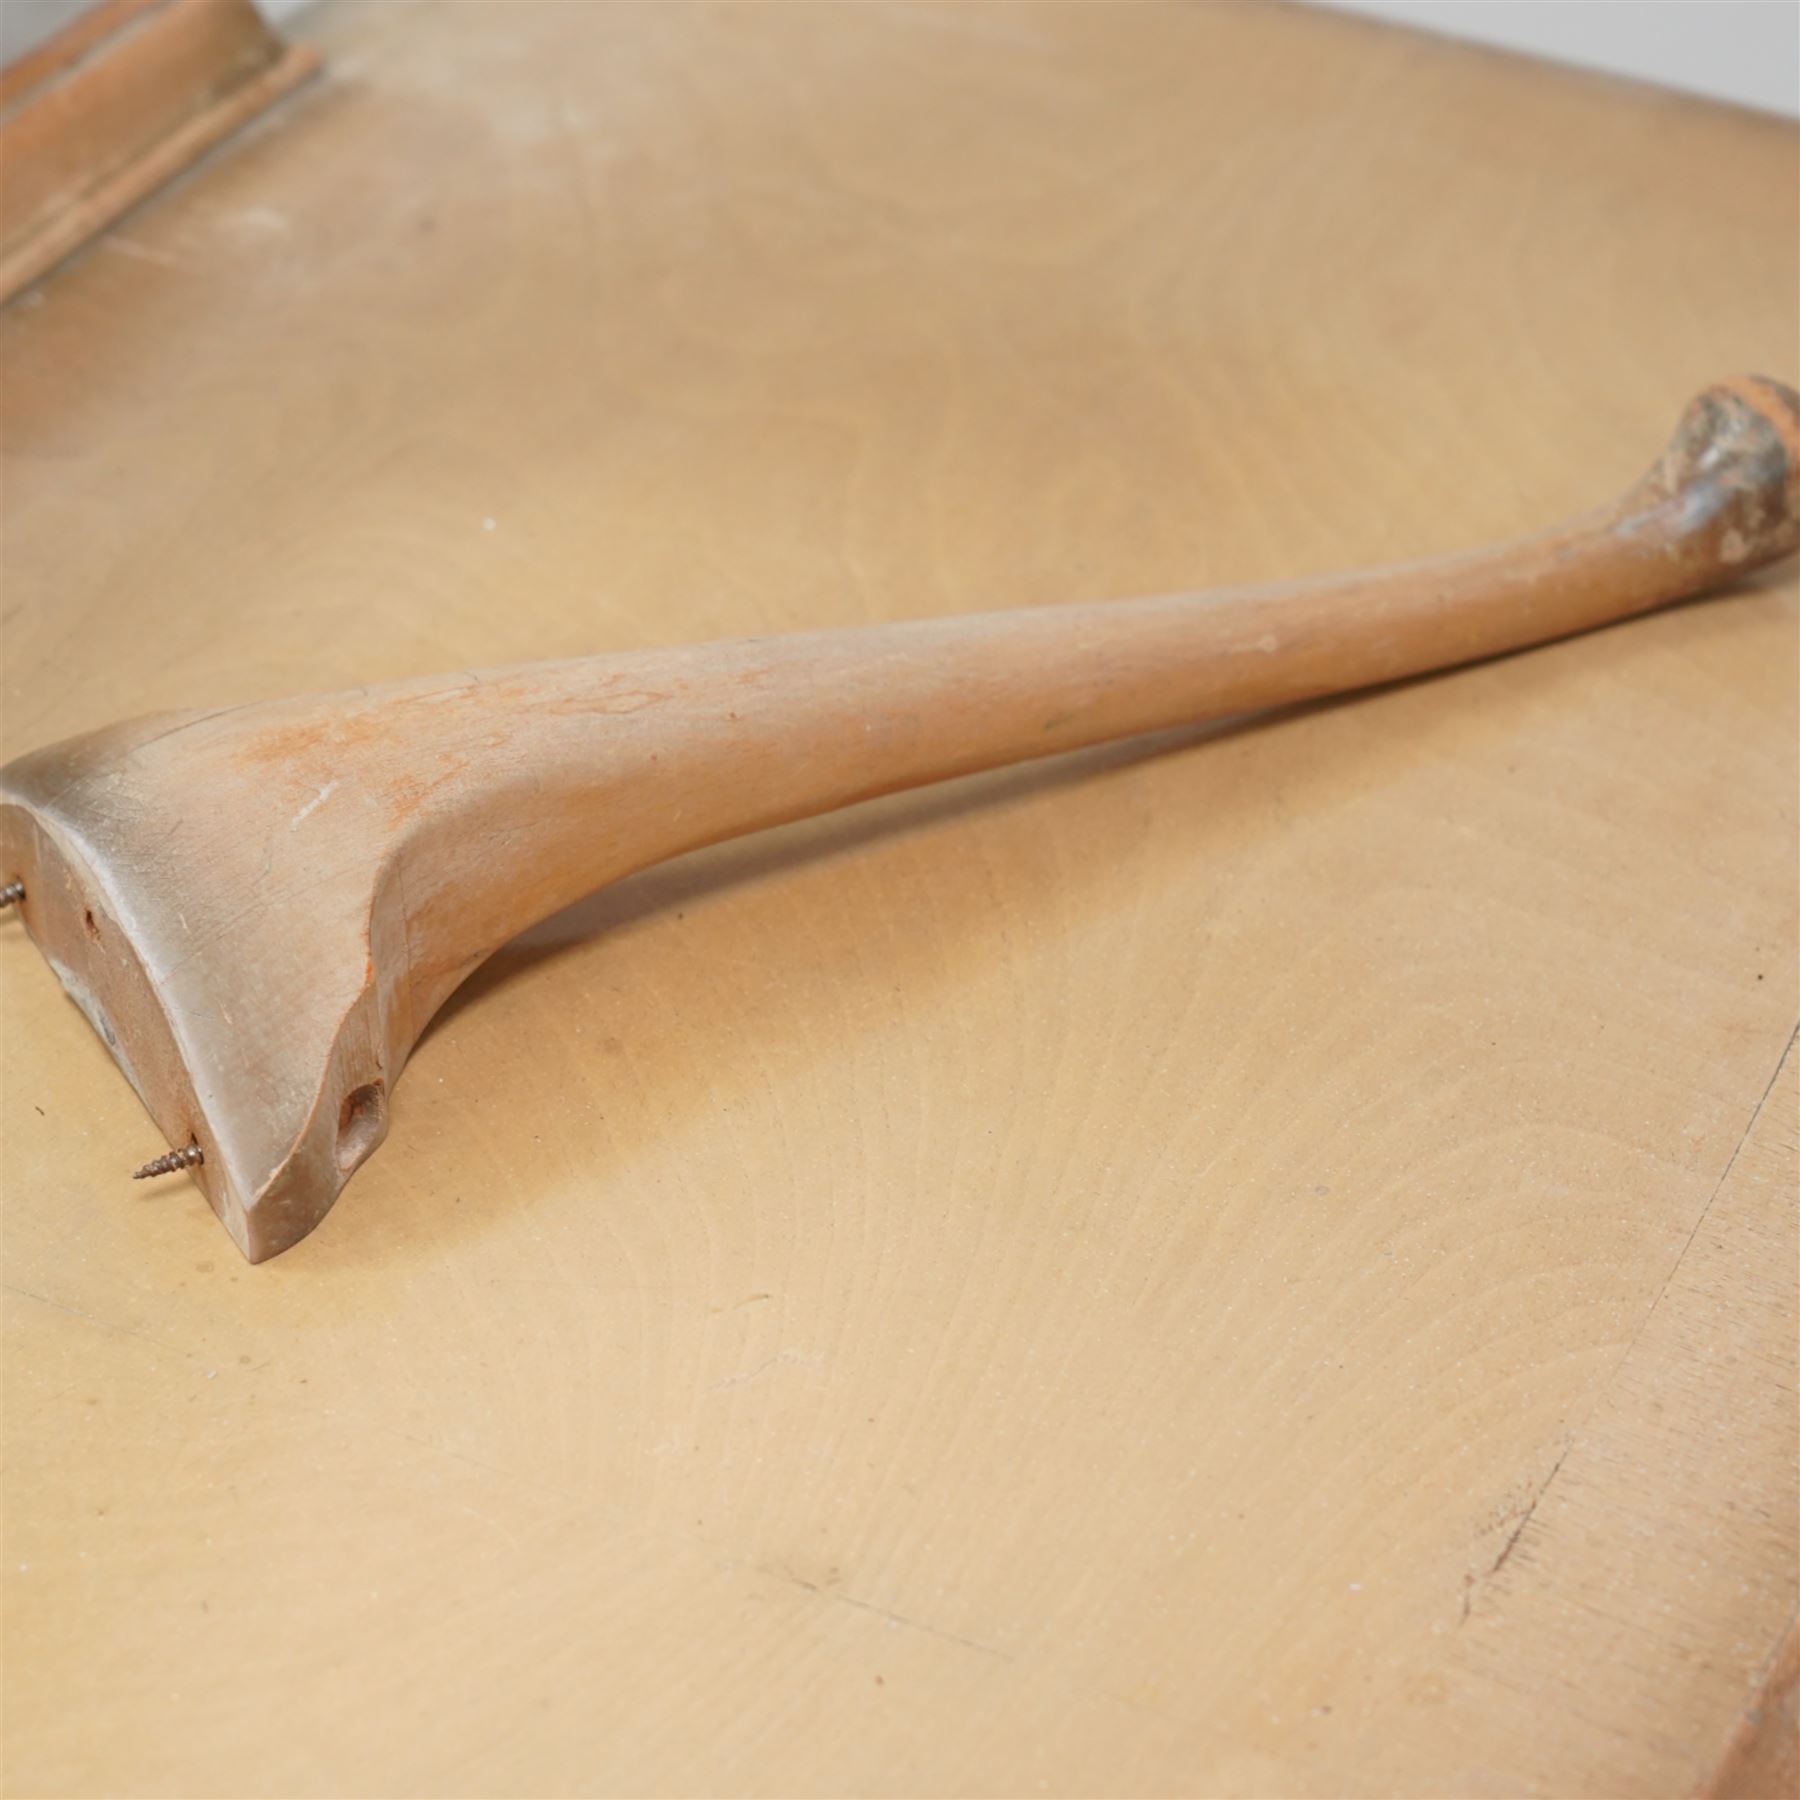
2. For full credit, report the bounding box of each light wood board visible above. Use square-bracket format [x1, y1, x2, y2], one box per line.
[1, 3, 1795, 1794]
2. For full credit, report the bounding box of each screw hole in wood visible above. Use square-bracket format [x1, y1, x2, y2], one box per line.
[336, 1082, 386, 1172]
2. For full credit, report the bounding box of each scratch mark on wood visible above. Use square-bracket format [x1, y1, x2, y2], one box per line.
[1626, 1017, 1799, 1369]
[768, 1564, 1011, 1661]
[1, 1282, 197, 1360]
[290, 780, 338, 828]
[712, 1347, 814, 1390]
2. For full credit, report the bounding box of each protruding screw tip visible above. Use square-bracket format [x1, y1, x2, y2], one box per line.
[133, 1143, 204, 1180]
[0, 880, 22, 908]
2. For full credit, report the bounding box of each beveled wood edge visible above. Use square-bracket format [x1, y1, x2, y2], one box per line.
[1700, 1613, 1800, 1800]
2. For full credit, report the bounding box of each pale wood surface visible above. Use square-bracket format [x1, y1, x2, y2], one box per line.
[1, 3, 1795, 1794]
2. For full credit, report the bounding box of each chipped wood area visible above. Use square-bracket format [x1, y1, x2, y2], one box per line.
[0, 2, 1796, 1794]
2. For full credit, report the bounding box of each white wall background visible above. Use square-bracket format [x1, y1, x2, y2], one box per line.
[254, 0, 1800, 119]
[4, 0, 1798, 120]
[1302, 0, 1800, 118]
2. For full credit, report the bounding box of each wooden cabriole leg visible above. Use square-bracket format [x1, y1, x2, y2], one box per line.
[1, 377, 1797, 1260]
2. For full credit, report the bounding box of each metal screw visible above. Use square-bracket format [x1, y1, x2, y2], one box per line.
[0, 880, 22, 908]
[133, 1143, 204, 1180]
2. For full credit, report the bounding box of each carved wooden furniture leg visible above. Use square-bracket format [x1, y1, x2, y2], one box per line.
[3, 377, 1797, 1261]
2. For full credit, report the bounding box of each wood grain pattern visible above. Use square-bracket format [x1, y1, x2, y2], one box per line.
[1, 2, 1794, 1793]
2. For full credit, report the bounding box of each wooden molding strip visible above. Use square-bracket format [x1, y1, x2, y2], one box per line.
[0, 0, 318, 302]
[0, 0, 169, 110]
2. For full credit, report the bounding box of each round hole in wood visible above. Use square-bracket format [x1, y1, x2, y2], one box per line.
[336, 1082, 386, 1172]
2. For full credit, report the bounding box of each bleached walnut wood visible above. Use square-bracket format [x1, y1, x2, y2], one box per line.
[2, 376, 1797, 1261]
